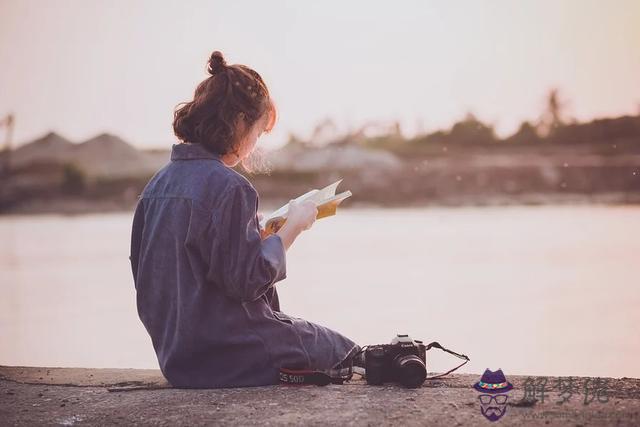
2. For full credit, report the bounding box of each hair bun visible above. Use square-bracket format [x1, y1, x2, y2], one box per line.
[207, 51, 227, 75]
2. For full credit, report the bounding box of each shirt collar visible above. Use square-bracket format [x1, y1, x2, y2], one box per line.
[170, 142, 223, 161]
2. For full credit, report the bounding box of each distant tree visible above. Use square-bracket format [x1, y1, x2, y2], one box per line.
[504, 121, 542, 144]
[61, 163, 86, 195]
[547, 114, 640, 144]
[447, 112, 497, 144]
[537, 88, 568, 137]
[419, 130, 447, 144]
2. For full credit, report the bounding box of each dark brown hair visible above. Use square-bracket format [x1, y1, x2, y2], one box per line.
[173, 51, 277, 156]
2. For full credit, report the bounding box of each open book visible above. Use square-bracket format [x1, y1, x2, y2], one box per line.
[259, 179, 352, 236]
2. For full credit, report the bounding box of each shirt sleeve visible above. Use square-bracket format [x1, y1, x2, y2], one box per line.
[206, 181, 287, 302]
[129, 198, 145, 289]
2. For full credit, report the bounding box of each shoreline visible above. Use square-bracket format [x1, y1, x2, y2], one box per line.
[1, 365, 639, 426]
[1, 192, 639, 217]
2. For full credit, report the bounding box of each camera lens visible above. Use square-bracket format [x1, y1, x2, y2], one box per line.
[392, 354, 427, 388]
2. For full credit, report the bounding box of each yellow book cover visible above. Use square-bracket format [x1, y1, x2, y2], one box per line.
[259, 179, 352, 237]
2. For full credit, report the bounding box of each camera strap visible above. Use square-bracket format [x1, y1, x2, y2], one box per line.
[278, 342, 469, 385]
[279, 367, 350, 386]
[424, 341, 470, 380]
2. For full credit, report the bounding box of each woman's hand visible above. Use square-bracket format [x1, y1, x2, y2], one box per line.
[286, 199, 318, 232]
[274, 199, 318, 251]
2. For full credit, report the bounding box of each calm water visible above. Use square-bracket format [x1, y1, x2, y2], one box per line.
[1, 206, 639, 378]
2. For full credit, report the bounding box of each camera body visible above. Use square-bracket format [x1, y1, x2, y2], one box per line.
[361, 334, 427, 388]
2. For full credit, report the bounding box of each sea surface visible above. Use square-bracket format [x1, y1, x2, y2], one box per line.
[1, 206, 639, 378]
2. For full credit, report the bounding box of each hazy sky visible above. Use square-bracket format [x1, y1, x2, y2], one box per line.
[1, 0, 639, 149]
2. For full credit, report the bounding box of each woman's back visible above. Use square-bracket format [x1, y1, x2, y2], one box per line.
[129, 142, 358, 388]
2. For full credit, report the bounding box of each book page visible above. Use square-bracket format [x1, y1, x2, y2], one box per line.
[316, 190, 352, 219]
[305, 179, 343, 205]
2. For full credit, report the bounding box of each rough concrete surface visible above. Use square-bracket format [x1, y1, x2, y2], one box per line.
[1, 366, 639, 426]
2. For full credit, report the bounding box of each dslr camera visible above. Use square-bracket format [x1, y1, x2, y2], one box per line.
[355, 334, 427, 388]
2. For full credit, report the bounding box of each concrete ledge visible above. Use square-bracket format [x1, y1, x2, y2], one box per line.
[0, 365, 170, 391]
[1, 365, 639, 426]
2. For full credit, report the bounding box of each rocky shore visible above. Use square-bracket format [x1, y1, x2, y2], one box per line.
[1, 130, 639, 216]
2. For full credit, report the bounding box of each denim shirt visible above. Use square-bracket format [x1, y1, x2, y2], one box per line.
[129, 142, 358, 388]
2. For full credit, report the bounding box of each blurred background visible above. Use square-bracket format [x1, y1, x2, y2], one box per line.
[1, 0, 639, 378]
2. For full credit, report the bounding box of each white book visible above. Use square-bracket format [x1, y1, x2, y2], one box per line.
[259, 179, 352, 235]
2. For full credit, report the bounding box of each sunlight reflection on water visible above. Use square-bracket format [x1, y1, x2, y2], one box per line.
[1, 206, 638, 378]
